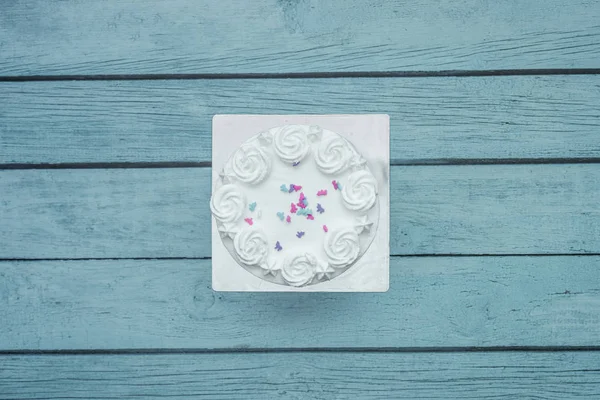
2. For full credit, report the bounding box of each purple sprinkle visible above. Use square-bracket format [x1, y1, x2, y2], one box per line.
[292, 161, 300, 166]
[316, 204, 324, 214]
[288, 184, 294, 193]
[275, 241, 282, 251]
[296, 231, 305, 239]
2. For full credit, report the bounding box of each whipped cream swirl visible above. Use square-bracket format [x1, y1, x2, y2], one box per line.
[324, 227, 360, 268]
[210, 184, 246, 224]
[281, 252, 320, 287]
[233, 226, 269, 267]
[230, 144, 272, 184]
[273, 125, 310, 164]
[315, 135, 354, 174]
[341, 170, 378, 213]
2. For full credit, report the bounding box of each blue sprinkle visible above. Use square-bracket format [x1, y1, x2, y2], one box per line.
[280, 184, 288, 192]
[249, 202, 257, 212]
[337, 182, 342, 190]
[302, 198, 308, 206]
[297, 208, 313, 216]
[276, 212, 285, 221]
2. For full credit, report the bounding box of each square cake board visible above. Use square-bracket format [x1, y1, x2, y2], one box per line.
[212, 114, 389, 292]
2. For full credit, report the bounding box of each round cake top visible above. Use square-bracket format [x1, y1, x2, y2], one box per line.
[210, 124, 379, 287]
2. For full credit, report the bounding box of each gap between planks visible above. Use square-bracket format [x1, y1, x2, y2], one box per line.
[1, 69, 600, 82]
[3, 253, 600, 262]
[2, 158, 600, 170]
[2, 346, 600, 356]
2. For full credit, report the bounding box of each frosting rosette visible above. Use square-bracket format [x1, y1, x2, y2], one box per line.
[315, 135, 354, 175]
[210, 184, 246, 224]
[230, 144, 272, 184]
[281, 252, 320, 287]
[324, 227, 360, 268]
[233, 226, 269, 267]
[273, 125, 310, 164]
[341, 170, 378, 213]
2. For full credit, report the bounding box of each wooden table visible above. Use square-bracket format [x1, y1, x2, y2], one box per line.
[1, 1, 599, 398]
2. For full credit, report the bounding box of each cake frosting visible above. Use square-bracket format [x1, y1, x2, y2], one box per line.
[315, 134, 354, 175]
[233, 226, 270, 268]
[273, 125, 311, 164]
[341, 170, 378, 212]
[323, 227, 360, 268]
[210, 124, 379, 287]
[230, 144, 272, 184]
[210, 184, 246, 224]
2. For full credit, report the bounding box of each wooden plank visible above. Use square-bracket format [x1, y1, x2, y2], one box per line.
[1, 351, 599, 399]
[1, 0, 600, 76]
[1, 76, 600, 164]
[1, 257, 598, 350]
[1, 165, 599, 259]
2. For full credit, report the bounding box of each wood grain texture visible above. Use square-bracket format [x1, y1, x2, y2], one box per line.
[1, 351, 599, 399]
[1, 76, 600, 164]
[1, 257, 599, 350]
[1, 165, 599, 259]
[1, 0, 600, 76]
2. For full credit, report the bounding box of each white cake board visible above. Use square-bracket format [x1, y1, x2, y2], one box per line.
[212, 114, 389, 292]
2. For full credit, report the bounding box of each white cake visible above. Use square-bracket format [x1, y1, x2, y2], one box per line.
[210, 124, 379, 287]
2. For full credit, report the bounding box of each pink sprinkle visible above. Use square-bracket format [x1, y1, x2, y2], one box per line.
[286, 215, 291, 223]
[244, 218, 253, 226]
[293, 185, 303, 192]
[307, 214, 314, 220]
[332, 180, 339, 190]
[290, 203, 298, 213]
[317, 189, 328, 196]
[297, 192, 307, 208]
[323, 225, 328, 233]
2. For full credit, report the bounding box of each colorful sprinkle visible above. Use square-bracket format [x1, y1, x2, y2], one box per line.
[277, 212, 285, 221]
[249, 202, 257, 212]
[296, 231, 305, 239]
[316, 204, 324, 214]
[323, 225, 328, 233]
[293, 184, 302, 192]
[288, 184, 295, 193]
[280, 184, 288, 192]
[307, 214, 314, 220]
[290, 203, 298, 213]
[317, 189, 328, 196]
[332, 180, 339, 190]
[297, 208, 313, 216]
[292, 161, 300, 167]
[286, 215, 291, 223]
[275, 241, 282, 251]
[244, 218, 253, 226]
[297, 192, 307, 208]
[337, 182, 342, 190]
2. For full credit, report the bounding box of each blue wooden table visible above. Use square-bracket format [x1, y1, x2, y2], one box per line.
[1, 1, 600, 398]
